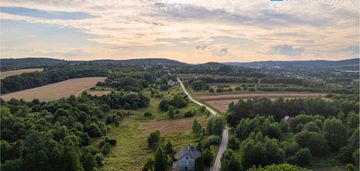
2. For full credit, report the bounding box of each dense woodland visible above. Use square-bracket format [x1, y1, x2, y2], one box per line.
[222, 97, 359, 171]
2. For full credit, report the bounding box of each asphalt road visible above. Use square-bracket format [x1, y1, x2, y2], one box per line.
[177, 77, 228, 171]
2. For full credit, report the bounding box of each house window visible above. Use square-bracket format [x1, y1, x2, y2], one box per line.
[186, 156, 189, 159]
[185, 166, 188, 170]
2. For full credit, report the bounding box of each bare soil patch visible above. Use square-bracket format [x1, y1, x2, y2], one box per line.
[1, 77, 106, 101]
[0, 68, 44, 79]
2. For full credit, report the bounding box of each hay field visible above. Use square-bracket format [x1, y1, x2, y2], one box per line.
[0, 68, 44, 79]
[1, 77, 106, 101]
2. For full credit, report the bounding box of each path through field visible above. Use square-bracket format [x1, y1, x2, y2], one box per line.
[177, 77, 228, 171]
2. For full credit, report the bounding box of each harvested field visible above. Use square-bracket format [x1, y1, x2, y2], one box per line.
[0, 68, 43, 79]
[1, 77, 106, 101]
[197, 92, 326, 101]
[196, 92, 327, 113]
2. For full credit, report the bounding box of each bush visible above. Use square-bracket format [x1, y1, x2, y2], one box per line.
[87, 123, 103, 138]
[106, 116, 113, 124]
[106, 138, 117, 146]
[101, 143, 111, 155]
[95, 153, 104, 166]
[144, 112, 152, 117]
[208, 135, 221, 145]
[184, 110, 196, 118]
[147, 131, 161, 151]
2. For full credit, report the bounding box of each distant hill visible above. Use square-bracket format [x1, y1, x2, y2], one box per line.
[0, 58, 66, 71]
[0, 58, 186, 71]
[224, 58, 359, 72]
[92, 58, 186, 66]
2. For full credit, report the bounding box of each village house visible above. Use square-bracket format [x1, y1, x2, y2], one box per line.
[177, 145, 201, 171]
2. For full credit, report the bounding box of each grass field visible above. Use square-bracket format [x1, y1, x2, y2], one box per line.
[100, 86, 207, 171]
[0, 68, 44, 79]
[0, 77, 106, 101]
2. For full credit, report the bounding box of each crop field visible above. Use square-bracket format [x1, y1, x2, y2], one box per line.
[0, 68, 43, 79]
[196, 92, 327, 113]
[1, 77, 106, 101]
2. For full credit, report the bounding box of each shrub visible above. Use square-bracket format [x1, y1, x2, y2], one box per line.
[106, 138, 117, 146]
[101, 143, 111, 155]
[208, 135, 221, 145]
[144, 112, 152, 117]
[184, 110, 196, 118]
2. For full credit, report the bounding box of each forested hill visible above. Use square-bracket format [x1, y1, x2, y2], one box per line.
[224, 58, 359, 71]
[0, 58, 66, 71]
[0, 58, 185, 71]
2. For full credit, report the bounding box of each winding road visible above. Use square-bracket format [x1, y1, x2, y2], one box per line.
[177, 77, 228, 171]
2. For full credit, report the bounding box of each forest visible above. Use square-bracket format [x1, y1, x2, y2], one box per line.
[222, 97, 359, 171]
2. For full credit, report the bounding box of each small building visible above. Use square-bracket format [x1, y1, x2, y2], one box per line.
[177, 145, 201, 171]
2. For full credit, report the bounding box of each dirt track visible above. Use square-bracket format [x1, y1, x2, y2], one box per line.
[197, 92, 326, 101]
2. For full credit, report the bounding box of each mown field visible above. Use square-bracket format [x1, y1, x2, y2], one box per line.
[0, 68, 43, 79]
[1, 77, 106, 101]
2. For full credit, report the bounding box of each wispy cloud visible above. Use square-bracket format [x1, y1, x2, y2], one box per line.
[267, 44, 304, 56]
[0, 0, 358, 63]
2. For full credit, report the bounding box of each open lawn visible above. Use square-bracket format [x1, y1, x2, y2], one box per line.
[0, 68, 44, 79]
[0, 77, 106, 101]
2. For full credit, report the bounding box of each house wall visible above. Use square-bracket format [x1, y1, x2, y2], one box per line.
[178, 154, 195, 171]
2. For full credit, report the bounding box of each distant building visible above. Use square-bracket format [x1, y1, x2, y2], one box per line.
[177, 145, 201, 171]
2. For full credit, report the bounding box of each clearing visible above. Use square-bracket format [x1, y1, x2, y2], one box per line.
[0, 68, 44, 79]
[100, 86, 207, 171]
[0, 77, 106, 101]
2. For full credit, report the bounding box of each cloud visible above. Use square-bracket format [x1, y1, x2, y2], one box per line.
[0, 7, 94, 20]
[268, 45, 304, 56]
[0, 0, 358, 62]
[195, 44, 229, 57]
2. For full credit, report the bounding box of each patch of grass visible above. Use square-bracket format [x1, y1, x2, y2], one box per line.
[101, 119, 152, 171]
[163, 132, 197, 153]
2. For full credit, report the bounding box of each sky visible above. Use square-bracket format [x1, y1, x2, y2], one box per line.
[0, 0, 359, 63]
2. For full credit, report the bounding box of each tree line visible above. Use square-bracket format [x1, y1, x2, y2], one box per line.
[1, 66, 108, 93]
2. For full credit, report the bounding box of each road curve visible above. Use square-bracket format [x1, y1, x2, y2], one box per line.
[177, 77, 228, 171]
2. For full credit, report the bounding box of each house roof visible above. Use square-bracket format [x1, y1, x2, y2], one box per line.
[178, 145, 201, 160]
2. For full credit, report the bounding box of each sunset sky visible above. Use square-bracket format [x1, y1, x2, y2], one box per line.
[0, 0, 359, 63]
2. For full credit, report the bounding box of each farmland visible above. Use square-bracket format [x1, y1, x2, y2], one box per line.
[0, 68, 43, 79]
[1, 77, 106, 101]
[194, 92, 327, 112]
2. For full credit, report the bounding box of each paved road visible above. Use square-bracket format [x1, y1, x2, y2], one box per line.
[177, 77, 228, 171]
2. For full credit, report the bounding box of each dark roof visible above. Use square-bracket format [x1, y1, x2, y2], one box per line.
[178, 145, 201, 160]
